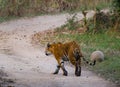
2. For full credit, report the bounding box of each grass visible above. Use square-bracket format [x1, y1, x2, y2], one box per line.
[0, 16, 20, 23]
[56, 32, 120, 84]
[0, 12, 47, 23]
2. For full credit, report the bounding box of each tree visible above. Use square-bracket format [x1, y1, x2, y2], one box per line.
[111, 0, 120, 33]
[112, 0, 120, 15]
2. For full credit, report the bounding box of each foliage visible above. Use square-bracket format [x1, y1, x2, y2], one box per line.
[112, 0, 120, 15]
[109, 0, 120, 34]
[87, 11, 111, 34]
[66, 14, 80, 30]
[0, 0, 112, 17]
[0, 16, 19, 23]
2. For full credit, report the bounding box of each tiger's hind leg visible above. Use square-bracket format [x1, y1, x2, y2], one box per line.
[75, 60, 81, 76]
[75, 66, 81, 76]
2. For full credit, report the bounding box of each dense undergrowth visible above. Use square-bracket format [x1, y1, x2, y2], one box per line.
[0, 0, 112, 23]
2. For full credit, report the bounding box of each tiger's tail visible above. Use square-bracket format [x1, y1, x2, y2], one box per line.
[73, 48, 96, 66]
[82, 57, 96, 66]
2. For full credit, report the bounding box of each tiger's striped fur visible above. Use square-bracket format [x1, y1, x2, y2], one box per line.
[45, 41, 94, 76]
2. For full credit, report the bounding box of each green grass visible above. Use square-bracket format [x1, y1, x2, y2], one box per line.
[56, 33, 120, 84]
[0, 12, 46, 23]
[0, 16, 20, 23]
[93, 56, 120, 82]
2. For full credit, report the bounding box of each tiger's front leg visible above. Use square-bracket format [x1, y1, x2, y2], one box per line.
[61, 61, 68, 76]
[53, 65, 60, 74]
[53, 59, 68, 76]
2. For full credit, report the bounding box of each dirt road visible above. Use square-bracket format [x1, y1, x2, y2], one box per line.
[0, 12, 117, 87]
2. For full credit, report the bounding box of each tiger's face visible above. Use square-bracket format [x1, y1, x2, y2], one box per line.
[45, 43, 55, 56]
[45, 42, 62, 56]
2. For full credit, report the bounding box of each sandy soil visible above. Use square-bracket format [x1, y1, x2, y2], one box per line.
[0, 12, 117, 87]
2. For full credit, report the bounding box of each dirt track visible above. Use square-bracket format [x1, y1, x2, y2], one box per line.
[0, 12, 117, 87]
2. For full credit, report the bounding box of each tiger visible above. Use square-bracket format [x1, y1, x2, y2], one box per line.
[45, 41, 94, 76]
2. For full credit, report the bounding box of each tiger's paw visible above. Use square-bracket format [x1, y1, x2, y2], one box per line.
[53, 71, 58, 74]
[63, 70, 68, 76]
[75, 71, 81, 76]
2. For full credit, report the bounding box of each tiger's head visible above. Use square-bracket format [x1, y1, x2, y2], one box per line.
[45, 43, 54, 56]
[45, 42, 62, 56]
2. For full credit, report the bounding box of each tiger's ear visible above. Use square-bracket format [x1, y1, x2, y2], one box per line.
[58, 42, 62, 47]
[58, 42, 62, 44]
[47, 43, 51, 47]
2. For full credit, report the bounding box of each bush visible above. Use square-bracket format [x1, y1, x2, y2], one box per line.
[112, 0, 120, 15]
[66, 14, 80, 30]
[0, 0, 112, 17]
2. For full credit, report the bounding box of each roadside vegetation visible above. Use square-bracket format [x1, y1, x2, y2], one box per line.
[0, 0, 112, 23]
